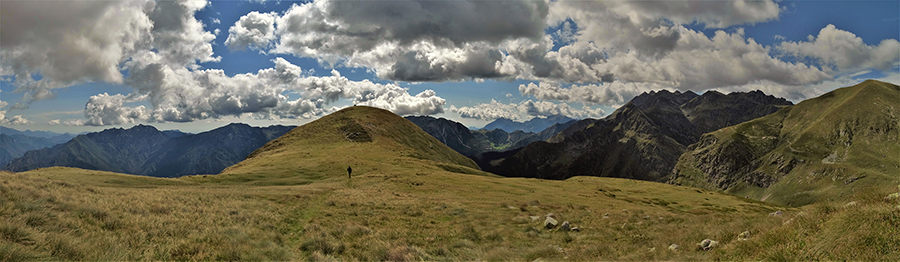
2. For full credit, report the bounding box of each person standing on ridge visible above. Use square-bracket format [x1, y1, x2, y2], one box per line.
[347, 166, 352, 178]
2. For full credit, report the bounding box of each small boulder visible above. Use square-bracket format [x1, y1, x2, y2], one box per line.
[668, 244, 678, 251]
[560, 221, 571, 231]
[885, 193, 900, 200]
[844, 201, 858, 207]
[545, 213, 555, 218]
[769, 211, 783, 216]
[738, 231, 751, 240]
[544, 216, 558, 229]
[697, 239, 718, 251]
[570, 227, 580, 232]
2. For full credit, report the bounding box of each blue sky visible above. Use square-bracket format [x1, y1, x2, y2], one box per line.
[1, 0, 898, 134]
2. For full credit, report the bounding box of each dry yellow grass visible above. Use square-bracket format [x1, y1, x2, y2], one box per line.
[2, 106, 897, 261]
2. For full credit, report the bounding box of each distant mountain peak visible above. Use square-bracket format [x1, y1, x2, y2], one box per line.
[483, 114, 574, 133]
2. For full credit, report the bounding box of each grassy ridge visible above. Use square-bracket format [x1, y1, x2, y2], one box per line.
[671, 80, 900, 206]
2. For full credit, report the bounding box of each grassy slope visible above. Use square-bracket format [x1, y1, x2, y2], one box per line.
[673, 80, 900, 206]
[3, 167, 897, 261]
[2, 105, 897, 260]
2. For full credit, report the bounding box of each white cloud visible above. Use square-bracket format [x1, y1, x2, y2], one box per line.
[450, 99, 605, 121]
[0, 111, 33, 125]
[81, 58, 447, 125]
[0, 0, 218, 105]
[778, 24, 900, 73]
[0, 101, 7, 109]
[519, 81, 665, 107]
[450, 100, 523, 121]
[225, 11, 278, 51]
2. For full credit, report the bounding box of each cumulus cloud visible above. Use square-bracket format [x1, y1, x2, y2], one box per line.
[450, 99, 605, 121]
[778, 24, 900, 73]
[80, 58, 447, 125]
[0, 0, 218, 104]
[0, 111, 33, 125]
[225, 11, 278, 51]
[519, 81, 665, 107]
[222, 0, 548, 82]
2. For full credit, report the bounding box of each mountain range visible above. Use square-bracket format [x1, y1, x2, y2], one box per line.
[481, 114, 574, 133]
[3, 123, 294, 177]
[487, 89, 793, 181]
[0, 127, 77, 167]
[405, 115, 576, 158]
[668, 80, 900, 206]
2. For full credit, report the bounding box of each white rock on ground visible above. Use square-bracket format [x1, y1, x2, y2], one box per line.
[697, 239, 719, 251]
[544, 216, 558, 229]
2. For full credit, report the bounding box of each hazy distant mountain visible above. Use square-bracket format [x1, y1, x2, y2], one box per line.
[406, 116, 576, 158]
[0, 126, 78, 139]
[668, 80, 899, 206]
[0, 134, 71, 167]
[3, 124, 295, 177]
[482, 115, 574, 133]
[0, 126, 78, 166]
[489, 89, 792, 181]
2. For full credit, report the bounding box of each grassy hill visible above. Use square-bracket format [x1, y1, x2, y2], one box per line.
[669, 80, 900, 207]
[214, 106, 483, 185]
[2, 105, 897, 261]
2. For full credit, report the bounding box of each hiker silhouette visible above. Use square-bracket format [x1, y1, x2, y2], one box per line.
[347, 166, 352, 178]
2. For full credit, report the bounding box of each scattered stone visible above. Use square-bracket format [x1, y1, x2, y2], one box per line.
[530, 216, 540, 221]
[528, 200, 541, 206]
[769, 210, 783, 216]
[622, 209, 629, 213]
[697, 239, 719, 251]
[643, 215, 650, 220]
[602, 213, 610, 219]
[560, 221, 571, 231]
[885, 193, 900, 200]
[649, 247, 656, 252]
[668, 244, 679, 251]
[738, 231, 751, 240]
[545, 213, 555, 218]
[844, 201, 858, 207]
[570, 227, 580, 232]
[544, 216, 559, 229]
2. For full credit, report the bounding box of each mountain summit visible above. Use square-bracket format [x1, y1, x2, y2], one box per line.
[219, 106, 481, 180]
[490, 89, 792, 181]
[669, 80, 900, 206]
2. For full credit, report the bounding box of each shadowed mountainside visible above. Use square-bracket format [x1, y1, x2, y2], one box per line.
[405, 115, 576, 158]
[668, 80, 900, 206]
[3, 124, 294, 177]
[489, 89, 792, 181]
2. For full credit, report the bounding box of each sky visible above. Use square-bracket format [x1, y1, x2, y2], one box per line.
[1, 0, 898, 134]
